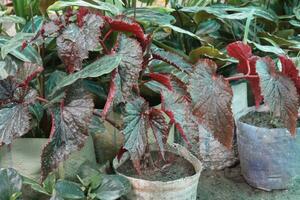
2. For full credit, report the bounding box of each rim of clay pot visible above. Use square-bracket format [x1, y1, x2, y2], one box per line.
[113, 143, 203, 185]
[235, 106, 299, 133]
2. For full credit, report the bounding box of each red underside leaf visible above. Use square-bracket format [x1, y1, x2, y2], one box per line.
[256, 57, 299, 135]
[226, 41, 252, 63]
[227, 41, 262, 107]
[102, 69, 117, 118]
[77, 7, 89, 27]
[146, 73, 173, 91]
[105, 15, 149, 48]
[279, 55, 300, 98]
[188, 59, 234, 148]
[247, 57, 263, 107]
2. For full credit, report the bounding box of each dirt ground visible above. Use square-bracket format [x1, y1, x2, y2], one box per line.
[197, 165, 300, 200]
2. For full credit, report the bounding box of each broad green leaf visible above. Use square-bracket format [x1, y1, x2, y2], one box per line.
[78, 164, 102, 189]
[182, 5, 278, 22]
[43, 173, 56, 194]
[41, 85, 94, 178]
[123, 97, 149, 162]
[0, 168, 23, 200]
[1, 33, 35, 59]
[95, 175, 130, 200]
[55, 180, 85, 199]
[189, 46, 228, 63]
[22, 16, 43, 33]
[124, 8, 175, 25]
[196, 19, 220, 35]
[0, 37, 41, 64]
[45, 70, 67, 98]
[250, 41, 285, 55]
[29, 102, 44, 122]
[294, 5, 300, 20]
[188, 59, 234, 148]
[48, 0, 120, 15]
[23, 176, 50, 195]
[0, 15, 25, 25]
[258, 32, 297, 47]
[256, 57, 299, 135]
[49, 54, 121, 98]
[289, 19, 300, 28]
[160, 24, 204, 42]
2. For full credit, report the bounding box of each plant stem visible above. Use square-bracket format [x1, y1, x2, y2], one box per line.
[225, 60, 258, 81]
[37, 96, 49, 103]
[103, 29, 113, 42]
[99, 40, 110, 54]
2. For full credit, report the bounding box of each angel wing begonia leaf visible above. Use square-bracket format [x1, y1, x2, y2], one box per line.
[115, 34, 143, 100]
[149, 108, 169, 159]
[0, 77, 16, 104]
[123, 97, 149, 165]
[256, 57, 299, 135]
[82, 14, 104, 51]
[41, 86, 94, 178]
[188, 59, 234, 148]
[279, 55, 300, 98]
[151, 46, 193, 74]
[161, 86, 195, 145]
[0, 104, 31, 145]
[16, 62, 43, 86]
[226, 41, 263, 107]
[57, 24, 88, 73]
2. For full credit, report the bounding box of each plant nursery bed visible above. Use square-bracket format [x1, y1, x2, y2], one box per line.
[197, 165, 300, 200]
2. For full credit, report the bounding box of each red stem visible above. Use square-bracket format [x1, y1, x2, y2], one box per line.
[99, 40, 110, 54]
[36, 96, 49, 103]
[225, 60, 258, 81]
[103, 29, 113, 42]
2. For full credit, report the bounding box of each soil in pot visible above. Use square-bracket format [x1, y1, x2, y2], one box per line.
[240, 111, 300, 129]
[117, 151, 196, 182]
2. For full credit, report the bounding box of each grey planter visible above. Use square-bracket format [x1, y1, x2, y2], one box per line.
[236, 109, 300, 191]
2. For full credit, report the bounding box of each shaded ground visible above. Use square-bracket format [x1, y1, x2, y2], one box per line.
[197, 165, 300, 200]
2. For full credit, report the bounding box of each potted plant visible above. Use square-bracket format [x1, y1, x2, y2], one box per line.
[0, 3, 203, 199]
[226, 41, 300, 191]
